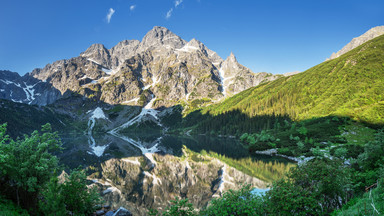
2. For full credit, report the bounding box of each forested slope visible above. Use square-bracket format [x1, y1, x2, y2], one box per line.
[202, 34, 384, 125]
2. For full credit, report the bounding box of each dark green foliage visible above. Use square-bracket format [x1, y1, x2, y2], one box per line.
[352, 129, 384, 190]
[332, 178, 384, 216]
[39, 174, 67, 216]
[242, 116, 349, 157]
[0, 196, 29, 216]
[201, 184, 265, 216]
[0, 123, 62, 209]
[358, 129, 384, 170]
[0, 99, 72, 138]
[40, 169, 102, 216]
[161, 105, 183, 129]
[0, 123, 102, 215]
[265, 158, 353, 215]
[180, 109, 289, 136]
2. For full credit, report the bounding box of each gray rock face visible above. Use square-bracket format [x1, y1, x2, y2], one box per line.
[328, 26, 384, 60]
[138, 26, 186, 53]
[15, 26, 277, 107]
[81, 44, 112, 68]
[110, 40, 140, 68]
[218, 52, 278, 96]
[90, 151, 266, 215]
[0, 70, 62, 105]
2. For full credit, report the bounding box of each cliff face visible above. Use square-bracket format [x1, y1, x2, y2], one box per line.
[89, 150, 267, 215]
[25, 26, 277, 107]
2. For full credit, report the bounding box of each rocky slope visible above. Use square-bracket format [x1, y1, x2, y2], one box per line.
[0, 70, 61, 105]
[26, 26, 277, 107]
[89, 147, 267, 215]
[328, 25, 384, 60]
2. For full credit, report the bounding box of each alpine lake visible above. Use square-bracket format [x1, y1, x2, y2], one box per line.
[57, 131, 295, 214]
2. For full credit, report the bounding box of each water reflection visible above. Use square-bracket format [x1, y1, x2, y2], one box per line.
[59, 132, 292, 170]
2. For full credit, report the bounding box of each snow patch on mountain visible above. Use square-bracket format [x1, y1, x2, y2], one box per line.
[175, 44, 199, 53]
[122, 97, 140, 105]
[23, 82, 39, 104]
[102, 67, 117, 75]
[87, 58, 101, 65]
[109, 96, 161, 133]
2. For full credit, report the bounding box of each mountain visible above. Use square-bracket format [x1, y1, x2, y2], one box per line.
[20, 26, 278, 107]
[0, 99, 73, 138]
[0, 70, 62, 105]
[195, 34, 384, 129]
[328, 26, 384, 60]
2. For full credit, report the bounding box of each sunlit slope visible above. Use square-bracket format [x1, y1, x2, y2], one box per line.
[204, 35, 384, 125]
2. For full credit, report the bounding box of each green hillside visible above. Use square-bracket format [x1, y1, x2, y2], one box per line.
[203, 34, 384, 125]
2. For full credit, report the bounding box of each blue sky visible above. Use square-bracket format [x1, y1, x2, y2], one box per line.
[0, 0, 383, 75]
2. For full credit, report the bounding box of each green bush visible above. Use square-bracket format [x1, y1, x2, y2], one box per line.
[40, 169, 102, 216]
[201, 184, 265, 216]
[266, 158, 353, 215]
[0, 196, 29, 216]
[0, 123, 62, 209]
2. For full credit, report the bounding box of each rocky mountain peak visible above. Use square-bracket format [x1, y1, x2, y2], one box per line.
[328, 25, 384, 60]
[6, 26, 278, 107]
[81, 43, 109, 55]
[221, 52, 240, 72]
[227, 52, 237, 63]
[188, 38, 203, 47]
[80, 43, 111, 68]
[139, 26, 186, 51]
[110, 40, 140, 68]
[0, 70, 20, 81]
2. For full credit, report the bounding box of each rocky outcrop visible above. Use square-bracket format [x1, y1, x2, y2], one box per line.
[80, 44, 112, 69]
[0, 70, 62, 105]
[26, 26, 277, 107]
[218, 52, 278, 97]
[328, 26, 384, 60]
[89, 150, 267, 215]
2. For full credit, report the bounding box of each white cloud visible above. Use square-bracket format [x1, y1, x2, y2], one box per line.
[130, 5, 136, 11]
[175, 0, 183, 7]
[166, 8, 173, 19]
[106, 8, 115, 23]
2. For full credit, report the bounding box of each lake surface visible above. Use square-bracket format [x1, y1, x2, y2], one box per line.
[58, 132, 293, 180]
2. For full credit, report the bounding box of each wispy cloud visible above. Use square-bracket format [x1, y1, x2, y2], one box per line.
[106, 8, 115, 23]
[175, 0, 183, 7]
[166, 0, 184, 19]
[166, 8, 173, 19]
[130, 5, 136, 11]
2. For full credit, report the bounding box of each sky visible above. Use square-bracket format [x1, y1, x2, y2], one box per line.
[0, 0, 383, 75]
